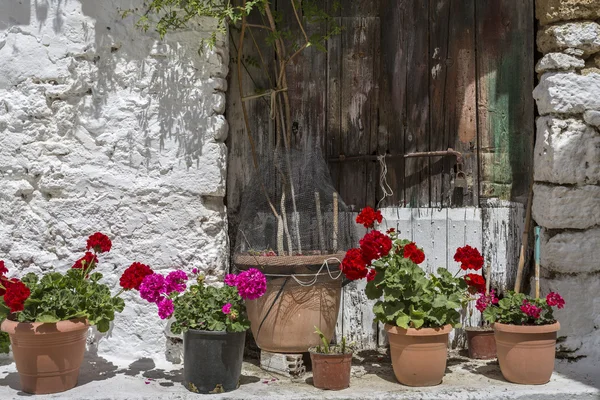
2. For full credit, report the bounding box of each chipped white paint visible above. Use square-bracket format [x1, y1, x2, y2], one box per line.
[0, 0, 228, 366]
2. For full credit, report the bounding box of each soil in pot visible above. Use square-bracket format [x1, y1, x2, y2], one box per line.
[385, 324, 452, 387]
[466, 326, 497, 360]
[1, 318, 89, 394]
[494, 321, 560, 385]
[183, 329, 245, 394]
[309, 350, 352, 390]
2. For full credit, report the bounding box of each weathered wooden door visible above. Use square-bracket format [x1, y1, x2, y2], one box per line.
[227, 0, 534, 349]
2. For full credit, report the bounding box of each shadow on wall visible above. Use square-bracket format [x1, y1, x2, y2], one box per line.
[0, 1, 30, 30]
[22, 0, 223, 168]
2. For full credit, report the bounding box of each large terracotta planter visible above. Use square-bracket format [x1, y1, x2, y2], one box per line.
[1, 318, 89, 394]
[237, 254, 343, 353]
[385, 324, 452, 387]
[494, 321, 560, 384]
[309, 350, 352, 390]
[466, 327, 497, 360]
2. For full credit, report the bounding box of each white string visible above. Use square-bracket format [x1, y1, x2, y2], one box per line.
[262, 257, 343, 287]
[377, 154, 393, 208]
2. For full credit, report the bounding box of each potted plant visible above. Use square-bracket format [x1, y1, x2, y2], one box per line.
[340, 208, 482, 387]
[309, 327, 353, 391]
[132, 266, 267, 394]
[0, 233, 132, 394]
[482, 290, 565, 384]
[454, 246, 498, 360]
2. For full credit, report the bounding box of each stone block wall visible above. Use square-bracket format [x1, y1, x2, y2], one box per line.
[0, 1, 228, 365]
[534, 0, 600, 361]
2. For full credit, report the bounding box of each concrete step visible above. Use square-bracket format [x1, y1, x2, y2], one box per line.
[0, 352, 597, 399]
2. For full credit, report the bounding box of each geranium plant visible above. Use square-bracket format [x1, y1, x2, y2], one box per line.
[130, 266, 267, 334]
[341, 207, 490, 330]
[482, 291, 565, 325]
[0, 233, 135, 353]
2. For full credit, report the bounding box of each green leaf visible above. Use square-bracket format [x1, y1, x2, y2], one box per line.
[36, 314, 59, 323]
[432, 295, 448, 308]
[96, 319, 110, 333]
[395, 313, 410, 329]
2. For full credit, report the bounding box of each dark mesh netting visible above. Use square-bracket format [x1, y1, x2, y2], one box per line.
[234, 147, 355, 269]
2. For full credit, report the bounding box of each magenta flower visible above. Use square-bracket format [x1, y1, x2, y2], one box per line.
[546, 292, 565, 309]
[475, 289, 499, 312]
[139, 273, 166, 303]
[236, 268, 267, 300]
[166, 270, 188, 294]
[157, 298, 174, 319]
[192, 267, 199, 275]
[224, 273, 238, 287]
[520, 300, 542, 319]
[222, 303, 232, 314]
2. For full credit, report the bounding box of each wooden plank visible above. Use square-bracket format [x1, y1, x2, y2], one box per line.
[226, 13, 276, 250]
[428, 0, 451, 208]
[448, 0, 478, 207]
[481, 199, 525, 294]
[341, 279, 378, 350]
[276, 0, 327, 151]
[446, 207, 483, 347]
[412, 208, 448, 274]
[378, 0, 407, 207]
[327, 16, 343, 198]
[404, 0, 430, 207]
[476, 0, 534, 202]
[336, 16, 379, 209]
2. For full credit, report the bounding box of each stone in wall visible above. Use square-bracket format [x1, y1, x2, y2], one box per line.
[0, 1, 228, 365]
[540, 228, 600, 274]
[536, 0, 600, 26]
[533, 72, 600, 115]
[532, 184, 600, 230]
[537, 21, 600, 56]
[539, 273, 600, 358]
[535, 52, 585, 73]
[534, 116, 600, 185]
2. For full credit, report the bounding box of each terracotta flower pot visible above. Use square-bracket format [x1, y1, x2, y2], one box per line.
[385, 324, 452, 387]
[309, 350, 352, 390]
[494, 321, 560, 384]
[466, 327, 497, 359]
[1, 318, 89, 394]
[245, 275, 342, 353]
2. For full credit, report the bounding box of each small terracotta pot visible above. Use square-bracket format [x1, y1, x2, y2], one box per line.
[466, 327, 497, 359]
[385, 324, 452, 387]
[1, 318, 89, 394]
[494, 321, 560, 385]
[309, 350, 352, 390]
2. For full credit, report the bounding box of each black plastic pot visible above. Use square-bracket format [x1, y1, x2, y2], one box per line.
[183, 329, 246, 394]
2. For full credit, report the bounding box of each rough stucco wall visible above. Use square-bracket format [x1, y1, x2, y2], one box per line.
[0, 0, 228, 365]
[533, 0, 600, 364]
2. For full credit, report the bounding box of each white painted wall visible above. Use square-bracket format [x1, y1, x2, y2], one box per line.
[533, 6, 600, 364]
[0, 0, 228, 366]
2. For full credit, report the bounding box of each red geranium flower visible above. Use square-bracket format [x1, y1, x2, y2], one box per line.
[464, 273, 486, 293]
[72, 252, 98, 270]
[87, 232, 112, 253]
[120, 262, 153, 290]
[0, 261, 7, 276]
[3, 279, 30, 313]
[360, 230, 392, 263]
[403, 242, 425, 264]
[454, 245, 484, 271]
[546, 292, 565, 309]
[366, 269, 376, 282]
[356, 207, 383, 229]
[341, 248, 369, 281]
